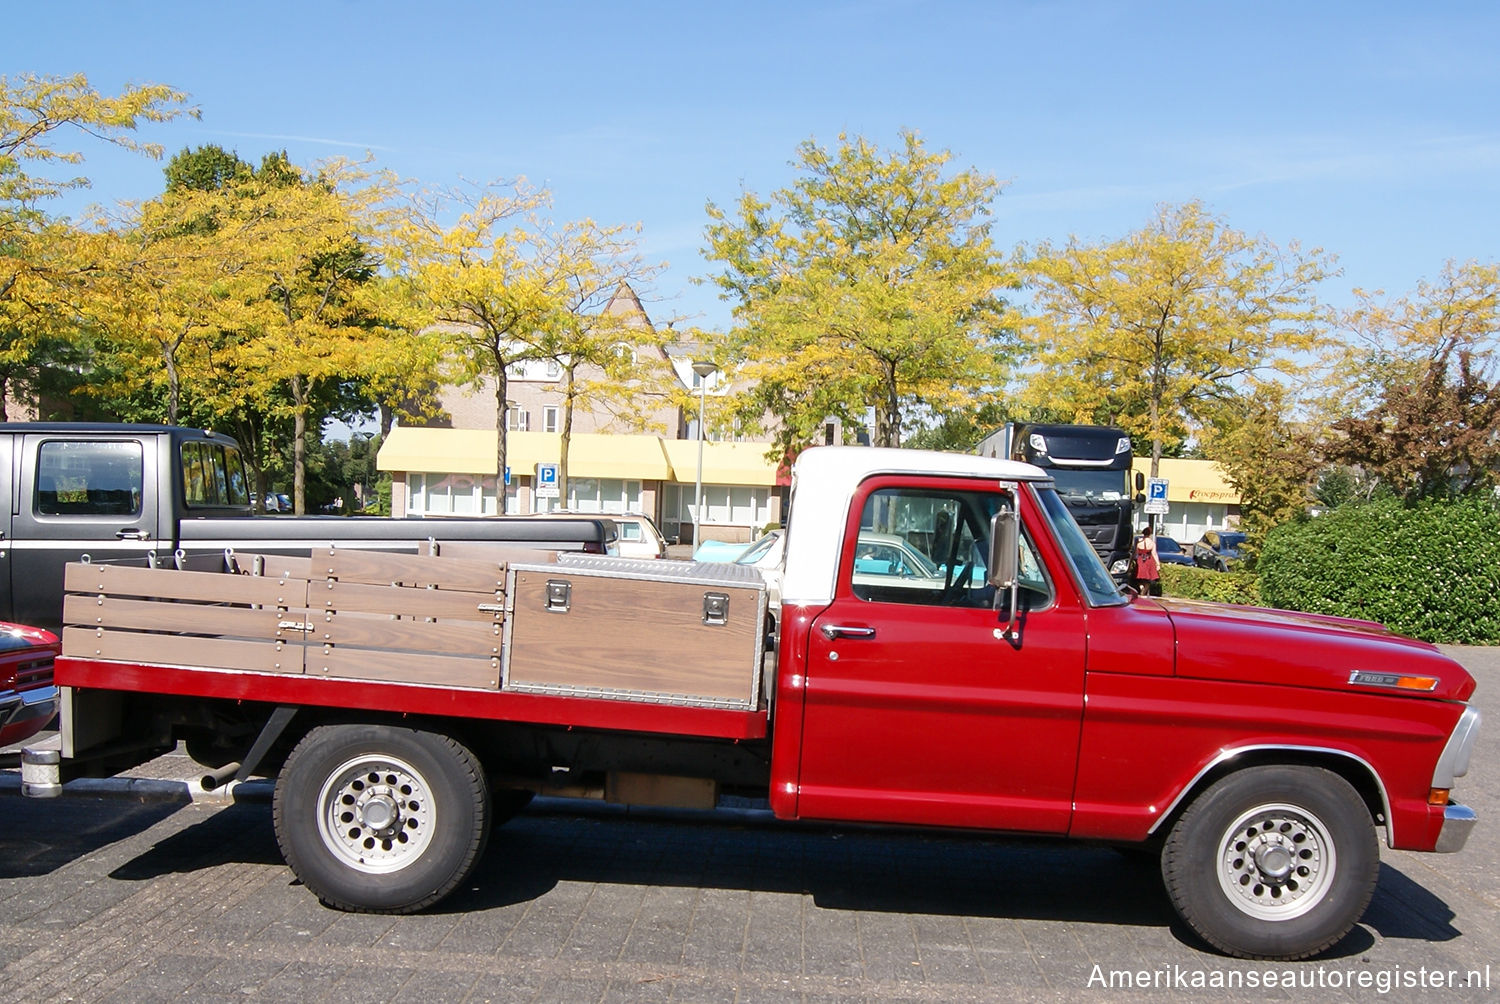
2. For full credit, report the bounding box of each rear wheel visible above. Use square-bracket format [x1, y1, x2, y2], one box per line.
[1161, 765, 1377, 960]
[274, 724, 490, 913]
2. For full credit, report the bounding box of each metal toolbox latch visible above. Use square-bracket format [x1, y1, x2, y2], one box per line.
[545, 579, 572, 613]
[702, 591, 730, 626]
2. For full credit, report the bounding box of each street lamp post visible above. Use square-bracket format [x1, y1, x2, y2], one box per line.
[690, 360, 717, 550]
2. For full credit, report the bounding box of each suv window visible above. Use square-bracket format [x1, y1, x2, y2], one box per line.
[36, 440, 144, 517]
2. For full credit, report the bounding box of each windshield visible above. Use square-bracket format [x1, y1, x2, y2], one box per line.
[1035, 485, 1126, 606]
[1050, 469, 1130, 503]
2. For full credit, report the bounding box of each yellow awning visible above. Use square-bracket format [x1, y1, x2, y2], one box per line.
[661, 440, 778, 486]
[1132, 457, 1239, 504]
[378, 428, 675, 481]
[376, 427, 498, 475]
[566, 433, 673, 480]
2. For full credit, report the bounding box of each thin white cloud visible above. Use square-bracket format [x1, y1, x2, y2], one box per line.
[209, 129, 398, 153]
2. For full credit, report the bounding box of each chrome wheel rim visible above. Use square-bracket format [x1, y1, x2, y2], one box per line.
[1216, 802, 1336, 921]
[316, 754, 435, 874]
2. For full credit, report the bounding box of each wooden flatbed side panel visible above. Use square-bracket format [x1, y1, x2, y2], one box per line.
[426, 541, 557, 565]
[61, 626, 304, 674]
[313, 610, 502, 659]
[312, 646, 499, 689]
[319, 549, 509, 594]
[314, 579, 502, 622]
[506, 569, 760, 706]
[233, 553, 315, 581]
[64, 562, 306, 608]
[62, 594, 303, 641]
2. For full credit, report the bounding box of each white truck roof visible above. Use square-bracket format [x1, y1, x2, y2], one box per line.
[781, 447, 1047, 606]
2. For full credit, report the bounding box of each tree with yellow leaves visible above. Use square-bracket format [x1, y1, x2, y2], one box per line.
[401, 181, 659, 493]
[216, 156, 405, 513]
[0, 73, 195, 416]
[703, 130, 1013, 451]
[84, 184, 269, 422]
[1017, 201, 1334, 476]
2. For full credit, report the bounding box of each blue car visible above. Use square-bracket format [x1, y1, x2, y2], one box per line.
[1155, 536, 1195, 567]
[1192, 531, 1246, 571]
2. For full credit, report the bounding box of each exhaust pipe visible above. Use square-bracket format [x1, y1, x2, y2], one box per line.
[199, 762, 242, 792]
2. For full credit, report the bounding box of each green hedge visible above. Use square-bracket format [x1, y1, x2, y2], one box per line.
[1258, 494, 1500, 644]
[1159, 564, 1262, 605]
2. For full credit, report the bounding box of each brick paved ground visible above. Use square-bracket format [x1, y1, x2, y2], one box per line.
[0, 650, 1494, 1002]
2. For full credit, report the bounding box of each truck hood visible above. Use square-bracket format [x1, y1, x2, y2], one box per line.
[1156, 597, 1476, 702]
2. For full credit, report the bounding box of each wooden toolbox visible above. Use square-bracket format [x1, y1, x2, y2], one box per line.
[503, 554, 767, 710]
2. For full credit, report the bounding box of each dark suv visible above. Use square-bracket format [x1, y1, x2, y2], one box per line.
[1192, 531, 1246, 572]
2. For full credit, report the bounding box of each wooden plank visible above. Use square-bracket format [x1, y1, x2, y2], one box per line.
[425, 541, 557, 565]
[61, 626, 304, 674]
[62, 594, 304, 641]
[505, 570, 760, 706]
[311, 646, 499, 689]
[313, 611, 502, 657]
[313, 579, 502, 622]
[233, 553, 316, 581]
[64, 562, 308, 608]
[321, 549, 507, 594]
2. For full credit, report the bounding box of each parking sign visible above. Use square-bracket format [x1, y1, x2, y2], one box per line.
[1145, 477, 1169, 515]
[536, 463, 559, 498]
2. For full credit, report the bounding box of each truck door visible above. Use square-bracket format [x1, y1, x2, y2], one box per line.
[11, 434, 160, 629]
[797, 477, 1086, 834]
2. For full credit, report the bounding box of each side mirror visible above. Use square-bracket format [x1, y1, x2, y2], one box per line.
[1135, 472, 1145, 492]
[988, 508, 1018, 589]
[989, 506, 1022, 643]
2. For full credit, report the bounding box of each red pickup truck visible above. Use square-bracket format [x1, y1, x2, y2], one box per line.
[25, 447, 1480, 961]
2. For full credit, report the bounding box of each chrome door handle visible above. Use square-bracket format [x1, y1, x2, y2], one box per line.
[820, 624, 876, 640]
[116, 528, 149, 540]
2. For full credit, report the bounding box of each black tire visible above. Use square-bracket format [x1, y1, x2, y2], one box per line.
[1161, 765, 1377, 960]
[273, 723, 490, 913]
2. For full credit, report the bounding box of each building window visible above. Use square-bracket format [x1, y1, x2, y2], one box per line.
[566, 477, 642, 513]
[506, 406, 529, 432]
[543, 406, 559, 433]
[406, 473, 500, 516]
[662, 483, 769, 527]
[545, 359, 561, 379]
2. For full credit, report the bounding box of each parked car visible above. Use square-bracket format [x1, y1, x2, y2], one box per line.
[540, 510, 668, 558]
[693, 538, 757, 562]
[1154, 535, 1195, 567]
[1193, 530, 1246, 571]
[0, 623, 60, 749]
[603, 513, 669, 559]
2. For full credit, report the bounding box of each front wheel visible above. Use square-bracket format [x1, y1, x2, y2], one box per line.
[1161, 765, 1378, 960]
[274, 724, 491, 913]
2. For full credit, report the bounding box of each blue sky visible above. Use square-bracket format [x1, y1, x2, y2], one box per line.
[7, 1, 1498, 331]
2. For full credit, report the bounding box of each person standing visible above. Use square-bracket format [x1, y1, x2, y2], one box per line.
[1132, 526, 1161, 597]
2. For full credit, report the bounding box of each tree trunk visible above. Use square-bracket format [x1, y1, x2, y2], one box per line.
[492, 364, 508, 496]
[291, 373, 307, 515]
[557, 366, 575, 507]
[164, 350, 180, 425]
[874, 359, 901, 447]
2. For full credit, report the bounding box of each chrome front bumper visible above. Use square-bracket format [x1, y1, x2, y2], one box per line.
[0, 684, 59, 731]
[1435, 803, 1477, 853]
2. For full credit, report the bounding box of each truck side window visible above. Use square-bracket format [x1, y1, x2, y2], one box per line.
[182, 441, 252, 508]
[35, 441, 144, 517]
[852, 487, 1051, 609]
